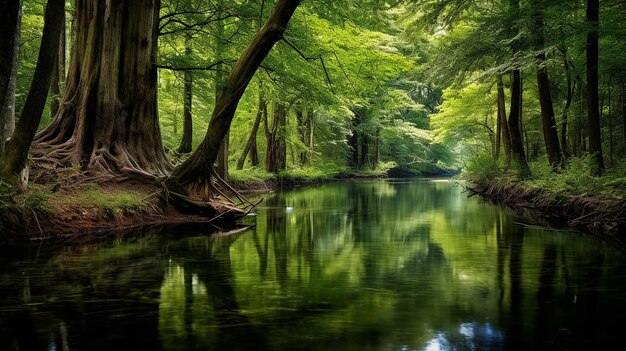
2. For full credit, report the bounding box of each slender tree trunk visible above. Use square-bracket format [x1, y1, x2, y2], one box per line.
[178, 69, 193, 153]
[507, 0, 530, 177]
[34, 0, 172, 178]
[237, 90, 265, 170]
[50, 11, 66, 118]
[0, 0, 65, 188]
[168, 0, 301, 198]
[348, 109, 362, 169]
[360, 130, 369, 168]
[0, 0, 21, 158]
[178, 39, 194, 154]
[265, 103, 287, 173]
[509, 70, 531, 178]
[296, 109, 308, 165]
[561, 57, 575, 159]
[622, 82, 626, 150]
[587, 0, 604, 175]
[215, 0, 229, 181]
[308, 109, 314, 162]
[607, 79, 613, 163]
[532, 1, 562, 169]
[373, 127, 380, 167]
[497, 76, 512, 165]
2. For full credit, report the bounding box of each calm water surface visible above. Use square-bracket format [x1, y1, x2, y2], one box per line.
[1, 179, 626, 351]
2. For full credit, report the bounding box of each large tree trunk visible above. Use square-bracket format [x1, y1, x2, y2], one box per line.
[168, 0, 302, 199]
[236, 90, 265, 170]
[532, 1, 562, 169]
[509, 70, 531, 178]
[586, 0, 604, 176]
[34, 0, 171, 179]
[497, 76, 512, 165]
[0, 0, 65, 188]
[0, 0, 21, 158]
[178, 64, 193, 154]
[50, 12, 66, 119]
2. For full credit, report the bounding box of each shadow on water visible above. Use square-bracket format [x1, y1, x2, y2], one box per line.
[1, 179, 626, 351]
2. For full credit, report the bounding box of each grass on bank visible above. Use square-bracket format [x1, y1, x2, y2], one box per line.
[463, 153, 626, 199]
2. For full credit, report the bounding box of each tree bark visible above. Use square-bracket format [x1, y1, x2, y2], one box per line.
[509, 70, 531, 178]
[0, 0, 65, 188]
[507, 0, 531, 178]
[0, 0, 21, 158]
[215, 0, 229, 182]
[178, 45, 194, 154]
[265, 103, 287, 173]
[532, 1, 562, 169]
[497, 76, 512, 165]
[236, 90, 265, 170]
[34, 0, 171, 179]
[168, 0, 302, 198]
[561, 55, 575, 159]
[296, 109, 308, 165]
[50, 11, 66, 119]
[586, 0, 604, 176]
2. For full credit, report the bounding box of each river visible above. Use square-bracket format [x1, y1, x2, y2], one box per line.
[1, 179, 625, 350]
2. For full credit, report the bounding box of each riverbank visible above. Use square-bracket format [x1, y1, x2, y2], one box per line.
[467, 178, 626, 245]
[0, 165, 456, 241]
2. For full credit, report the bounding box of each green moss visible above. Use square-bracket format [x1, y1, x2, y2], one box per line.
[69, 184, 145, 218]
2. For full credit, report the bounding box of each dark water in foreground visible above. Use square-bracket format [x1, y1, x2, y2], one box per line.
[1, 179, 626, 351]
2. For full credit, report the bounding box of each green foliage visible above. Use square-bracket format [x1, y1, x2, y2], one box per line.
[527, 156, 626, 199]
[280, 164, 347, 183]
[461, 153, 502, 183]
[21, 185, 54, 218]
[230, 168, 276, 183]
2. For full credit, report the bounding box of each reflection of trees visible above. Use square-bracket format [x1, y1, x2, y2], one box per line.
[181, 231, 265, 351]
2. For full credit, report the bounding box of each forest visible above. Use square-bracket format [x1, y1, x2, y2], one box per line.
[0, 0, 625, 235]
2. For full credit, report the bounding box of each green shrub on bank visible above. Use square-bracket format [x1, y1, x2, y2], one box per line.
[461, 153, 502, 182]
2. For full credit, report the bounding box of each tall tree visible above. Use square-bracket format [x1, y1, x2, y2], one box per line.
[0, 0, 65, 188]
[497, 76, 512, 165]
[34, 0, 172, 178]
[508, 0, 531, 178]
[586, 0, 604, 175]
[0, 0, 22, 158]
[167, 0, 302, 199]
[265, 103, 288, 173]
[531, 0, 563, 169]
[178, 39, 194, 154]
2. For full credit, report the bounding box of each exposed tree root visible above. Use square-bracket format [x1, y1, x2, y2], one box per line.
[465, 179, 626, 248]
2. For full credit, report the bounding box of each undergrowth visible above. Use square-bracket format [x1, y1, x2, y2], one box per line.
[463, 152, 626, 199]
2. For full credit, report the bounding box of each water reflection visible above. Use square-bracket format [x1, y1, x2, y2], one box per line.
[1, 179, 626, 351]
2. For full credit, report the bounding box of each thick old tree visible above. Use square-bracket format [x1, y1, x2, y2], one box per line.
[167, 0, 302, 199]
[34, 0, 172, 179]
